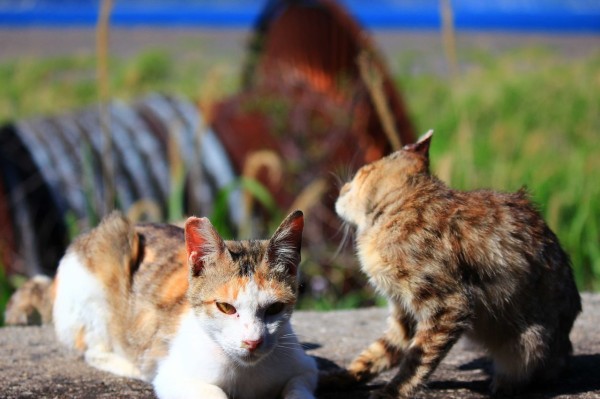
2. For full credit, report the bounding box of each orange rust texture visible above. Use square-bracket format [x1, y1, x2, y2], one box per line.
[211, 0, 415, 221]
[256, 0, 415, 147]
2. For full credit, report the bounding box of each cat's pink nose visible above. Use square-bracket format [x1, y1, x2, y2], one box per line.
[242, 338, 263, 352]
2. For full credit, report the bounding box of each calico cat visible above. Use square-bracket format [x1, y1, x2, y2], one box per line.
[7, 210, 317, 399]
[334, 131, 581, 398]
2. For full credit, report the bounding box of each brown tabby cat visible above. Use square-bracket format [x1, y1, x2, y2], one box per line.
[334, 131, 581, 398]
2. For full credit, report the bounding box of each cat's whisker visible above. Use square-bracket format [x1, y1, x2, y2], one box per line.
[274, 346, 306, 360]
[328, 170, 343, 188]
[279, 332, 310, 340]
[276, 342, 303, 350]
[276, 337, 316, 352]
[278, 334, 304, 340]
[332, 221, 353, 260]
[278, 339, 312, 349]
[276, 338, 302, 345]
[276, 344, 302, 350]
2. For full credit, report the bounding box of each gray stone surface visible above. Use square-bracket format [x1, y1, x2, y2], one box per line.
[1, 293, 599, 398]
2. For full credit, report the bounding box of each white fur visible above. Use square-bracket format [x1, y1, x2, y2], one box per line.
[53, 251, 141, 379]
[336, 183, 368, 234]
[31, 274, 52, 285]
[153, 280, 317, 399]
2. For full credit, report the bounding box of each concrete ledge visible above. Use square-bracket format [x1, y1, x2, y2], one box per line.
[1, 293, 599, 398]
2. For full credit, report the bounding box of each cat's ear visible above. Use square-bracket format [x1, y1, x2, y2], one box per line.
[185, 216, 227, 277]
[403, 129, 433, 157]
[267, 210, 304, 276]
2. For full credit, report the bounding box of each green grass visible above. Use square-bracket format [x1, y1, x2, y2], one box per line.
[399, 49, 600, 290]
[0, 51, 240, 125]
[0, 44, 598, 316]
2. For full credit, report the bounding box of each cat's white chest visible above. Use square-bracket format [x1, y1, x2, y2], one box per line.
[153, 310, 227, 395]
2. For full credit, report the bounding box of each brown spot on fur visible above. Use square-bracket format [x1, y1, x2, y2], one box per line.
[257, 275, 296, 305]
[215, 277, 248, 302]
[75, 326, 87, 352]
[49, 277, 58, 303]
[158, 264, 188, 308]
[132, 310, 154, 332]
[253, 267, 269, 289]
[142, 247, 157, 265]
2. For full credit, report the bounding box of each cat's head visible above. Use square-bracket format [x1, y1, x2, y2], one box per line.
[184, 210, 304, 365]
[336, 130, 433, 231]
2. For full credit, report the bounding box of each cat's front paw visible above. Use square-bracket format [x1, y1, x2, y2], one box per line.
[154, 381, 229, 399]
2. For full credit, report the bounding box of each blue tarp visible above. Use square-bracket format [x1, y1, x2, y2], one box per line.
[0, 0, 598, 32]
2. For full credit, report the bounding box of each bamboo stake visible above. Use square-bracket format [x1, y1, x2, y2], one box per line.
[441, 0, 459, 80]
[357, 52, 402, 151]
[96, 0, 114, 216]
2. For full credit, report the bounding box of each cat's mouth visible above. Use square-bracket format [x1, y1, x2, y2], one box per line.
[234, 342, 276, 365]
[236, 349, 267, 365]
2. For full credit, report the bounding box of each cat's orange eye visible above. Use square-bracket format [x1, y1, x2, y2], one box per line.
[216, 302, 237, 315]
[265, 302, 285, 316]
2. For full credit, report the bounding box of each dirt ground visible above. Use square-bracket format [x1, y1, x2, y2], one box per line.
[1, 293, 599, 398]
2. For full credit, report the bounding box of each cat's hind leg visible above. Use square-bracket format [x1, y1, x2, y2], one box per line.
[53, 226, 142, 380]
[53, 252, 141, 378]
[53, 251, 112, 353]
[489, 324, 549, 395]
